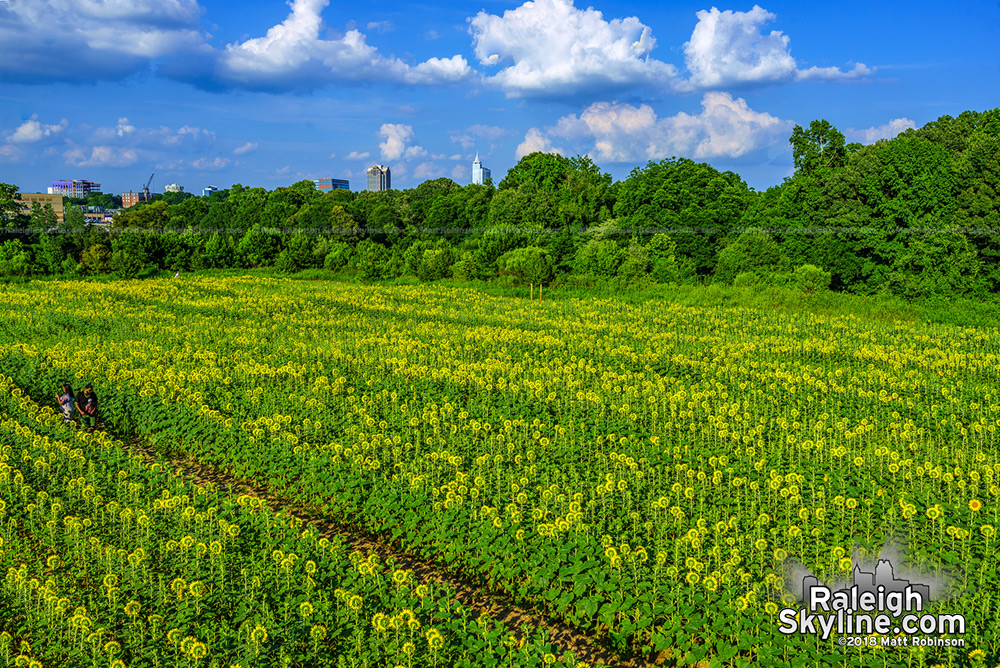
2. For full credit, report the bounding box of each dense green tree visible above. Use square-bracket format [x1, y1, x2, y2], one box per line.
[236, 226, 283, 268]
[111, 232, 152, 272]
[227, 185, 268, 232]
[261, 187, 307, 229]
[324, 242, 353, 271]
[949, 128, 1000, 291]
[113, 201, 170, 230]
[111, 248, 144, 279]
[790, 120, 847, 175]
[0, 184, 25, 223]
[714, 229, 783, 285]
[28, 202, 58, 231]
[80, 244, 111, 275]
[794, 264, 832, 294]
[499, 153, 612, 228]
[203, 233, 237, 268]
[60, 204, 89, 260]
[888, 231, 983, 300]
[615, 158, 752, 277]
[289, 179, 320, 200]
[574, 222, 627, 279]
[499, 153, 572, 193]
[647, 234, 679, 283]
[497, 246, 553, 285]
[34, 232, 67, 275]
[617, 238, 651, 282]
[462, 184, 494, 230]
[353, 240, 402, 280]
[276, 233, 318, 272]
[0, 240, 31, 276]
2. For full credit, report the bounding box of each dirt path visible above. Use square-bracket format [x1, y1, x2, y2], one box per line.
[117, 435, 672, 668]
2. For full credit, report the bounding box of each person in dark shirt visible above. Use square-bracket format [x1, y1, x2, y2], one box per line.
[75, 383, 99, 432]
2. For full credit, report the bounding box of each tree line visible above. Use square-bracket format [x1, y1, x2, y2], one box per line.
[1, 108, 998, 299]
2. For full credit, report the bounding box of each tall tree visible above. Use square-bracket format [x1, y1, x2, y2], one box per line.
[0, 183, 23, 221]
[790, 120, 847, 175]
[614, 158, 752, 277]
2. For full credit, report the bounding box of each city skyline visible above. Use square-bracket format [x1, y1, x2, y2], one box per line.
[1, 0, 997, 195]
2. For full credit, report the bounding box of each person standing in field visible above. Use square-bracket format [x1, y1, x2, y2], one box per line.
[55, 383, 75, 426]
[75, 383, 99, 433]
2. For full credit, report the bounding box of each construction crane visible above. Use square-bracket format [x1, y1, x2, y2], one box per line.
[141, 173, 154, 201]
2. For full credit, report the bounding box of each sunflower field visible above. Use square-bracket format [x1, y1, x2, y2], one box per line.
[0, 276, 997, 668]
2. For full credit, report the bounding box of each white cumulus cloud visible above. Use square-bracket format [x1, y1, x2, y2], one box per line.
[515, 128, 563, 159]
[64, 145, 139, 167]
[524, 92, 792, 163]
[346, 150, 371, 160]
[379, 124, 426, 161]
[8, 116, 68, 143]
[233, 141, 259, 155]
[683, 5, 871, 88]
[846, 118, 916, 144]
[469, 0, 680, 99]
[213, 0, 470, 90]
[795, 62, 872, 82]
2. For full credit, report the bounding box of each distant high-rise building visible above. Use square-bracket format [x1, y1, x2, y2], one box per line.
[202, 185, 218, 198]
[48, 180, 101, 198]
[366, 165, 391, 192]
[315, 178, 350, 192]
[472, 153, 491, 185]
[164, 183, 184, 193]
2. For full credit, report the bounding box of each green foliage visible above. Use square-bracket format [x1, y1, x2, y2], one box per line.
[614, 158, 752, 276]
[4, 107, 1000, 303]
[203, 233, 237, 268]
[323, 241, 354, 271]
[714, 229, 783, 285]
[647, 234, 678, 283]
[497, 246, 553, 284]
[279, 233, 320, 272]
[33, 233, 67, 275]
[0, 239, 32, 276]
[574, 240, 623, 279]
[498, 152, 572, 192]
[0, 183, 22, 220]
[236, 226, 283, 268]
[354, 240, 401, 280]
[59, 256, 80, 277]
[793, 264, 832, 294]
[790, 119, 847, 175]
[404, 241, 455, 281]
[616, 238, 650, 282]
[499, 153, 613, 229]
[28, 202, 58, 231]
[417, 248, 455, 281]
[80, 244, 111, 275]
[888, 231, 984, 300]
[110, 249, 144, 279]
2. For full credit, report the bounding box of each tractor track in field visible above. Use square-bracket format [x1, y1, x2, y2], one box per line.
[114, 432, 675, 668]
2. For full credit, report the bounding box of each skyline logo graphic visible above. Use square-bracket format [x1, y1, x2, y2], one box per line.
[777, 540, 966, 647]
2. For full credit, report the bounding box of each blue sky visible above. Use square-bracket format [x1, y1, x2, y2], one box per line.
[1, 0, 997, 195]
